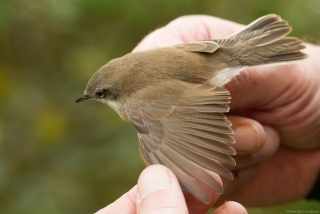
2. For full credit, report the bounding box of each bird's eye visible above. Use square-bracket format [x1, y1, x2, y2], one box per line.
[95, 90, 106, 98]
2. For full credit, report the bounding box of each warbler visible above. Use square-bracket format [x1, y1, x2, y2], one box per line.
[76, 14, 306, 203]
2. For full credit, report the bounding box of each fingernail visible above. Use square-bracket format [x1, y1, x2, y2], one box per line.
[233, 125, 260, 153]
[137, 165, 171, 201]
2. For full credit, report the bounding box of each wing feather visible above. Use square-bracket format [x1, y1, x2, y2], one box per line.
[173, 41, 219, 53]
[165, 137, 236, 166]
[125, 81, 235, 203]
[152, 149, 211, 203]
[164, 140, 234, 179]
[165, 129, 235, 154]
[159, 145, 223, 193]
[166, 120, 233, 134]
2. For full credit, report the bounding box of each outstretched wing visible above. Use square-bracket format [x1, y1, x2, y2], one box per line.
[124, 80, 235, 204]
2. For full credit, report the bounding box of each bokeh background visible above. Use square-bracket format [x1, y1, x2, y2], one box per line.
[1, 0, 320, 213]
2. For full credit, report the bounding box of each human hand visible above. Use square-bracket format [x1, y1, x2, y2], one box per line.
[95, 165, 247, 214]
[133, 15, 320, 206]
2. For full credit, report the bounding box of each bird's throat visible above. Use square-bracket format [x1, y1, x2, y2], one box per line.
[102, 99, 121, 116]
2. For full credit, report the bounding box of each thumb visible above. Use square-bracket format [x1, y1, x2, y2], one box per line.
[136, 165, 188, 214]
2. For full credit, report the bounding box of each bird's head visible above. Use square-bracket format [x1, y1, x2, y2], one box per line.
[75, 60, 121, 109]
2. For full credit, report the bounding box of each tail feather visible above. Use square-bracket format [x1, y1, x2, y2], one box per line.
[214, 14, 307, 66]
[208, 14, 307, 87]
[234, 15, 291, 47]
[245, 37, 307, 65]
[268, 52, 306, 63]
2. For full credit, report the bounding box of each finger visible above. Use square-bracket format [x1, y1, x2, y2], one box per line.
[227, 146, 320, 206]
[95, 186, 137, 214]
[133, 15, 243, 52]
[226, 44, 317, 112]
[217, 126, 280, 203]
[251, 126, 280, 160]
[166, 15, 243, 40]
[228, 116, 266, 154]
[230, 124, 280, 170]
[227, 116, 280, 168]
[212, 201, 248, 214]
[136, 165, 188, 214]
[230, 125, 279, 176]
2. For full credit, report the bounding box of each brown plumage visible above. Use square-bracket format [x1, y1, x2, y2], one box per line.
[76, 14, 307, 203]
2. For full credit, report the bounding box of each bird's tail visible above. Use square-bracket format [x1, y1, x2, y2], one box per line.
[215, 14, 307, 66]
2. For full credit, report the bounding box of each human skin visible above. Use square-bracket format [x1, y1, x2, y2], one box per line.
[96, 15, 320, 213]
[133, 15, 320, 205]
[95, 165, 248, 214]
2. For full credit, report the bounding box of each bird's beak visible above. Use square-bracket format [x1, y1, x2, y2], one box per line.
[75, 94, 91, 103]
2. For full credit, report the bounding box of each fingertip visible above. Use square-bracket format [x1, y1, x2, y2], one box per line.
[252, 125, 280, 159]
[137, 165, 172, 202]
[213, 201, 248, 214]
[137, 165, 188, 214]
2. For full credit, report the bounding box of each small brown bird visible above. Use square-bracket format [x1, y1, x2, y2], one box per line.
[76, 14, 306, 203]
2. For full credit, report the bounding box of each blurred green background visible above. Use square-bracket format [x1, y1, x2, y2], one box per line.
[0, 0, 319, 213]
